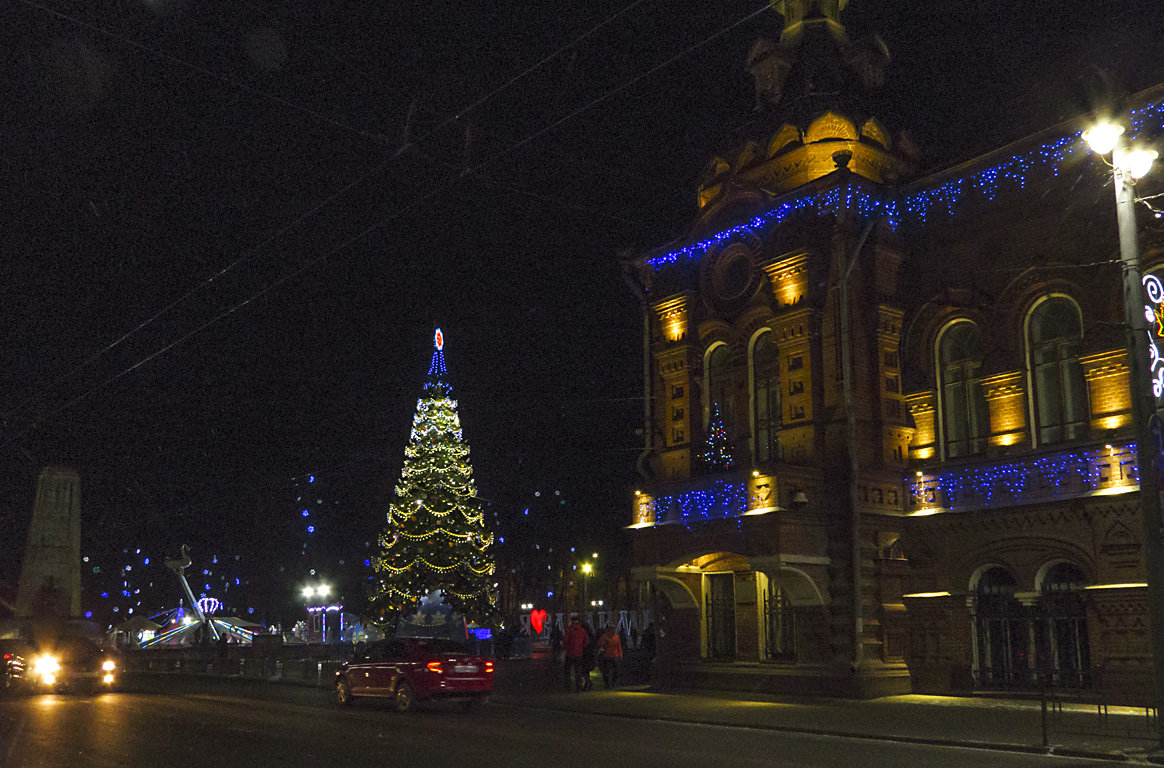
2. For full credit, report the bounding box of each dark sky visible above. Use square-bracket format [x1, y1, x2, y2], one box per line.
[4, 0, 1164, 602]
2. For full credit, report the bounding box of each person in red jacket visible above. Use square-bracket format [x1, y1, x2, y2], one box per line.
[596, 625, 623, 689]
[562, 616, 590, 692]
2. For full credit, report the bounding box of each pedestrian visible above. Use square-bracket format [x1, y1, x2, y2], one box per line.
[579, 621, 597, 691]
[498, 626, 512, 660]
[596, 624, 622, 688]
[550, 622, 563, 664]
[562, 616, 589, 692]
[642, 622, 657, 661]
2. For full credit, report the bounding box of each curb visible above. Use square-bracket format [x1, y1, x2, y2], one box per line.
[492, 695, 1133, 763]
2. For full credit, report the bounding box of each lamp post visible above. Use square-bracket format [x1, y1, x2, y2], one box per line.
[1084, 121, 1163, 747]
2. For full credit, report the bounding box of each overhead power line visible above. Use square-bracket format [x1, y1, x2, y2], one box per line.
[3, 2, 774, 452]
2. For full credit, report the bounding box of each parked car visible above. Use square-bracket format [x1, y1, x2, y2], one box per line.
[27, 636, 120, 694]
[1, 640, 31, 694]
[335, 637, 493, 711]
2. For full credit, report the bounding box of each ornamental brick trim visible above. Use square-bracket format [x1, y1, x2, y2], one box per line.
[981, 371, 1024, 399]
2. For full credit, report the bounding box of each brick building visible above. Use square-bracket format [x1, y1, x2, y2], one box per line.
[622, 0, 1164, 699]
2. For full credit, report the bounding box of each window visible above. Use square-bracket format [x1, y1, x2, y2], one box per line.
[1037, 562, 1090, 688]
[788, 355, 804, 371]
[973, 567, 1025, 689]
[938, 321, 987, 458]
[672, 384, 684, 399]
[1028, 298, 1086, 444]
[707, 345, 734, 429]
[884, 351, 899, 368]
[765, 584, 796, 662]
[752, 333, 780, 462]
[671, 406, 684, 421]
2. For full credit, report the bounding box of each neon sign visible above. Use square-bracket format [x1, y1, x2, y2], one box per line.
[1145, 274, 1164, 399]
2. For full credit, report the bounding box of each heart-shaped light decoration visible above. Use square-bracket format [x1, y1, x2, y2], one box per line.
[529, 609, 548, 634]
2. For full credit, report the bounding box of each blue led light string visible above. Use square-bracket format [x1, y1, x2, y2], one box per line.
[647, 97, 1164, 272]
[910, 443, 1139, 510]
[654, 480, 749, 527]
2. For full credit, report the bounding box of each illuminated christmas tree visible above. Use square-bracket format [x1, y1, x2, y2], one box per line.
[701, 402, 734, 472]
[372, 328, 496, 628]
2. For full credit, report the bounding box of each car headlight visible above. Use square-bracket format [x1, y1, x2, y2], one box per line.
[34, 655, 61, 677]
[102, 659, 116, 672]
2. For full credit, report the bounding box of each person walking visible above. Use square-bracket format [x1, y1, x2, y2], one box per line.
[580, 621, 597, 691]
[596, 625, 622, 689]
[562, 616, 589, 692]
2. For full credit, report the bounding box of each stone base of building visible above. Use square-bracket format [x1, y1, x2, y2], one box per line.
[654, 661, 913, 699]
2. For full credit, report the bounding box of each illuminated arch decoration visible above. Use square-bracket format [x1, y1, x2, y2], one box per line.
[1144, 274, 1164, 399]
[197, 596, 221, 615]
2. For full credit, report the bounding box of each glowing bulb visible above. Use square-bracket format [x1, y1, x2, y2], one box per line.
[1126, 147, 1158, 180]
[1083, 122, 1124, 155]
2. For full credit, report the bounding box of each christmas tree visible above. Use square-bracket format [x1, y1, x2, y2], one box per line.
[373, 328, 496, 628]
[701, 401, 734, 472]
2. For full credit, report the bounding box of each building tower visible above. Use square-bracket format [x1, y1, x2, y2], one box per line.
[15, 466, 83, 621]
[623, 0, 914, 696]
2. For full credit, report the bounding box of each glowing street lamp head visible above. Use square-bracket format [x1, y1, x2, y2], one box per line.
[317, 584, 331, 598]
[581, 563, 592, 575]
[1083, 122, 1124, 155]
[302, 586, 314, 599]
[1126, 147, 1158, 180]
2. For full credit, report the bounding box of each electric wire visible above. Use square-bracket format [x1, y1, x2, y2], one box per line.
[9, 0, 678, 423]
[2, 3, 772, 453]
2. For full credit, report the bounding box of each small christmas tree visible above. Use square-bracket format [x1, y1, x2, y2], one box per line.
[372, 328, 496, 628]
[701, 402, 734, 472]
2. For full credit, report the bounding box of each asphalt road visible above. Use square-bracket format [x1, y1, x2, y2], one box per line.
[0, 687, 1120, 768]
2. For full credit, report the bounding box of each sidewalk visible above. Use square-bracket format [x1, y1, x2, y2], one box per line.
[491, 657, 1164, 763]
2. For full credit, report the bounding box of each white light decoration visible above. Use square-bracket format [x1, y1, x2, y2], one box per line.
[1145, 274, 1164, 399]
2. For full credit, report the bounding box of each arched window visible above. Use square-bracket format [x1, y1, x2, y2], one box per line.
[752, 333, 780, 463]
[938, 321, 987, 458]
[1037, 562, 1090, 688]
[1028, 298, 1087, 444]
[973, 567, 1026, 688]
[706, 344, 734, 430]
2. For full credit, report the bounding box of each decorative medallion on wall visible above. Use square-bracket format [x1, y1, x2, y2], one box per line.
[702, 241, 762, 316]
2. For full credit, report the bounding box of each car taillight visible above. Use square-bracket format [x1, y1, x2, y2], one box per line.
[485, 661, 494, 673]
[2, 654, 9, 660]
[427, 661, 443, 673]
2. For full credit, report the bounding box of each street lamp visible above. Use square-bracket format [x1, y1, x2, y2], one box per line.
[1085, 119, 1163, 747]
[581, 562, 593, 607]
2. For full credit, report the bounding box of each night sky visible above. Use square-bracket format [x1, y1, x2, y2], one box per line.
[4, 0, 1164, 619]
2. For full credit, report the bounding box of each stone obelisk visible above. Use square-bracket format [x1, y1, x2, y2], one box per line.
[15, 466, 82, 620]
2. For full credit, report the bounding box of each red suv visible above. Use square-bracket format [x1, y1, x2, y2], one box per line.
[335, 637, 493, 712]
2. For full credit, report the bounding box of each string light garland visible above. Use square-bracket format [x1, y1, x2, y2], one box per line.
[646, 98, 1164, 272]
[701, 402, 735, 472]
[910, 442, 1139, 512]
[652, 479, 749, 526]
